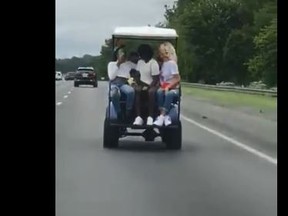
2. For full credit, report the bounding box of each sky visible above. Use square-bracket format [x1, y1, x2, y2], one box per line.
[56, 0, 177, 59]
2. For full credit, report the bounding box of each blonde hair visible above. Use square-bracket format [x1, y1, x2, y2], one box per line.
[159, 42, 177, 62]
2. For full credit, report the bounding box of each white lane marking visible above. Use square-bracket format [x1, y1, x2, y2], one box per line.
[64, 95, 68, 99]
[180, 114, 277, 165]
[56, 102, 62, 106]
[68, 91, 71, 94]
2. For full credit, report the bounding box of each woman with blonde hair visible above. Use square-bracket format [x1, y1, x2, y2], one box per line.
[154, 42, 181, 126]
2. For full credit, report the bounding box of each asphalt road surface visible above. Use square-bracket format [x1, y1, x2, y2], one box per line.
[56, 80, 277, 216]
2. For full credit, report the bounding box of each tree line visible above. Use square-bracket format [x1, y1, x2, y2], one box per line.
[56, 0, 277, 87]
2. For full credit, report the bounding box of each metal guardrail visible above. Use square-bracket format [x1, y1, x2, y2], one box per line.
[181, 82, 277, 97]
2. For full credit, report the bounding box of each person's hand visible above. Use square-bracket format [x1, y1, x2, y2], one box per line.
[127, 77, 135, 85]
[117, 54, 125, 66]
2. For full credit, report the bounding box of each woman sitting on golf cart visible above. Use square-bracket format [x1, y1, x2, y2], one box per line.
[132, 44, 160, 126]
[107, 51, 139, 119]
[154, 42, 181, 126]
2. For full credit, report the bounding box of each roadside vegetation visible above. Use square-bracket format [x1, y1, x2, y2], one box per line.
[56, 0, 277, 88]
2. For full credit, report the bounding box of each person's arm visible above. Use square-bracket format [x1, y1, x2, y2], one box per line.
[166, 74, 181, 90]
[107, 62, 118, 80]
[166, 62, 181, 90]
[151, 75, 160, 87]
[116, 54, 126, 67]
[150, 60, 160, 87]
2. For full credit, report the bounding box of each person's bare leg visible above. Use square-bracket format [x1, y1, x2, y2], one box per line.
[146, 86, 156, 125]
[134, 86, 142, 116]
[148, 87, 157, 117]
[133, 86, 144, 125]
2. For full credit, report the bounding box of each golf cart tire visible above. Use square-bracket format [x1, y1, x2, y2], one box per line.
[163, 121, 182, 150]
[74, 82, 79, 87]
[103, 118, 119, 148]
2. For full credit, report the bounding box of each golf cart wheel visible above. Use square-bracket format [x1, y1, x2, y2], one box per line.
[163, 121, 182, 150]
[103, 118, 119, 148]
[143, 128, 156, 141]
[74, 82, 79, 87]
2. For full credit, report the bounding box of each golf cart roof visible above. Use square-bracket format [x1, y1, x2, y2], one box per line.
[113, 26, 178, 40]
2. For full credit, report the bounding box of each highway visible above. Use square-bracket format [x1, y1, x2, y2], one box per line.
[56, 80, 277, 216]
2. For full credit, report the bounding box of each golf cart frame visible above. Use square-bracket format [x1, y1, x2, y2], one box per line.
[103, 26, 182, 149]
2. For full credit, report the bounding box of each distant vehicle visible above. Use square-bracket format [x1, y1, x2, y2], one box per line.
[55, 71, 63, 81]
[65, 72, 76, 80]
[74, 67, 98, 87]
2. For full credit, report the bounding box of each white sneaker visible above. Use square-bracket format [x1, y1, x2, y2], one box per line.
[146, 116, 154, 126]
[164, 115, 172, 126]
[153, 115, 165, 126]
[133, 116, 144, 125]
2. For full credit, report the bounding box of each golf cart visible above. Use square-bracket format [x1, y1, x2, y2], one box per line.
[103, 26, 182, 150]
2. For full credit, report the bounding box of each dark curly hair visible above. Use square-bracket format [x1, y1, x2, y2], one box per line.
[128, 51, 140, 64]
[137, 44, 154, 63]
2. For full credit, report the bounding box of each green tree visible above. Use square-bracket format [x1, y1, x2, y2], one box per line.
[222, 25, 255, 85]
[176, 0, 248, 83]
[56, 0, 277, 87]
[246, 18, 277, 87]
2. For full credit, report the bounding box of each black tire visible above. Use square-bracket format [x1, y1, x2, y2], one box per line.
[143, 128, 156, 141]
[161, 133, 168, 143]
[103, 118, 119, 148]
[94, 82, 98, 88]
[74, 82, 78, 87]
[162, 121, 182, 150]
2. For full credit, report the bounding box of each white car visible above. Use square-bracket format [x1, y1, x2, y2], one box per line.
[55, 71, 63, 81]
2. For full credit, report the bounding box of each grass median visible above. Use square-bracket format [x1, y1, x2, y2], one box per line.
[182, 86, 277, 110]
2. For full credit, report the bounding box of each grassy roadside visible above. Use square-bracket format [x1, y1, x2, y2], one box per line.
[182, 86, 277, 110]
